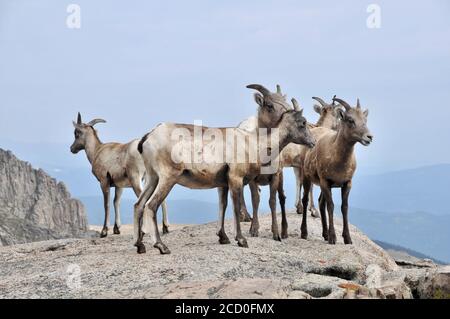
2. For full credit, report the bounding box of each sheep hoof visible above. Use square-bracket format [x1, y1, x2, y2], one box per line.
[343, 235, 353, 245]
[249, 224, 259, 237]
[154, 242, 171, 254]
[300, 231, 308, 240]
[328, 233, 337, 244]
[309, 207, 320, 218]
[281, 231, 288, 239]
[218, 235, 231, 245]
[296, 205, 304, 215]
[240, 211, 252, 222]
[162, 225, 169, 235]
[273, 234, 282, 242]
[219, 237, 231, 245]
[136, 243, 146, 254]
[100, 228, 108, 238]
[113, 225, 120, 235]
[237, 237, 248, 248]
[322, 232, 328, 241]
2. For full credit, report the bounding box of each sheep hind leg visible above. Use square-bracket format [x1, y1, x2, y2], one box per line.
[229, 178, 248, 248]
[133, 174, 158, 253]
[145, 178, 175, 254]
[113, 187, 123, 234]
[216, 187, 230, 244]
[100, 184, 110, 238]
[161, 200, 170, 234]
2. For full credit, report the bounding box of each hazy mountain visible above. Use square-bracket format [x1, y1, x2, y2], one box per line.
[349, 207, 450, 263]
[351, 164, 450, 215]
[374, 240, 446, 265]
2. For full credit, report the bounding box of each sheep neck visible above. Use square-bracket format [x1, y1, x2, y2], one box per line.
[332, 125, 356, 164]
[84, 128, 102, 164]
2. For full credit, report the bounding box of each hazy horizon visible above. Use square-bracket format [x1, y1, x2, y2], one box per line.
[1, 0, 450, 175]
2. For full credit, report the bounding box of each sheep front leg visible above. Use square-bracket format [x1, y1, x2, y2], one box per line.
[318, 192, 328, 241]
[216, 187, 230, 244]
[293, 167, 303, 214]
[269, 173, 281, 241]
[341, 181, 352, 244]
[113, 187, 123, 235]
[229, 177, 248, 248]
[320, 182, 336, 244]
[100, 184, 110, 238]
[278, 171, 288, 239]
[300, 179, 311, 239]
[248, 181, 260, 237]
[308, 187, 320, 218]
[239, 189, 252, 222]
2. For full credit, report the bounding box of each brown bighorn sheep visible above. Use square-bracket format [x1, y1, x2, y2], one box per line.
[290, 96, 341, 217]
[70, 113, 169, 237]
[133, 84, 315, 254]
[300, 98, 372, 244]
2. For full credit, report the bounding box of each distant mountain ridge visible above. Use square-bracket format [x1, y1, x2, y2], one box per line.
[0, 148, 89, 245]
[351, 164, 450, 215]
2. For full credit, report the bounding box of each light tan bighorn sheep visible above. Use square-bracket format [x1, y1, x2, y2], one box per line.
[300, 98, 373, 244]
[133, 84, 315, 254]
[70, 113, 169, 237]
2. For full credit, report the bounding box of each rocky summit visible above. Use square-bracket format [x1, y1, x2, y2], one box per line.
[0, 212, 448, 299]
[0, 148, 89, 246]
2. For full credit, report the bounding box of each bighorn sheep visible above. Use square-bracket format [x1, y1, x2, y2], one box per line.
[300, 98, 372, 244]
[289, 96, 341, 217]
[133, 84, 315, 254]
[70, 113, 169, 237]
[236, 94, 341, 240]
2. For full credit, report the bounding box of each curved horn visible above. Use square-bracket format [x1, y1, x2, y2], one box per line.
[331, 95, 337, 106]
[86, 119, 106, 127]
[246, 84, 270, 96]
[291, 98, 301, 111]
[333, 97, 351, 111]
[276, 84, 282, 94]
[312, 96, 328, 107]
[77, 112, 82, 125]
[356, 98, 361, 109]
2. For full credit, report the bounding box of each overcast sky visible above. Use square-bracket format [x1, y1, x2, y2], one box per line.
[1, 0, 450, 173]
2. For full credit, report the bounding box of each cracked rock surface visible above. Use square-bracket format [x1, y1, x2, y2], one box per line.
[3, 212, 436, 299]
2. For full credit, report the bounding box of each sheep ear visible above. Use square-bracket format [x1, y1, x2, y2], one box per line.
[363, 109, 369, 117]
[254, 93, 264, 107]
[313, 104, 322, 114]
[77, 112, 82, 125]
[336, 108, 345, 120]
